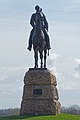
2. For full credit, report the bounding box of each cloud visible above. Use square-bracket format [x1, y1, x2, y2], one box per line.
[0, 76, 8, 81]
[72, 58, 80, 78]
[0, 65, 27, 93]
[47, 53, 60, 66]
[0, 66, 27, 76]
[58, 70, 80, 91]
[75, 64, 80, 73]
[0, 66, 25, 109]
[73, 58, 80, 64]
[62, 1, 80, 13]
[47, 53, 75, 90]
[47, 53, 60, 76]
[48, 57, 80, 91]
[58, 58, 80, 90]
[63, 78, 80, 90]
[48, 56, 80, 91]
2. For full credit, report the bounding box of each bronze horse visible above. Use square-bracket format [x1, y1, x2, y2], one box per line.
[32, 13, 49, 68]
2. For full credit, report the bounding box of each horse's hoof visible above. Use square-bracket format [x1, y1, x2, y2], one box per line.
[44, 65, 46, 68]
[41, 66, 43, 68]
[34, 65, 38, 68]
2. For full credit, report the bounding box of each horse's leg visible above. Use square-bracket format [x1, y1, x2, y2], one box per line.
[44, 48, 47, 68]
[41, 53, 43, 68]
[39, 49, 43, 68]
[35, 49, 38, 68]
[34, 48, 38, 68]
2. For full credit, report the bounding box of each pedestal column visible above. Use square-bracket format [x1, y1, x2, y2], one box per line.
[20, 68, 61, 115]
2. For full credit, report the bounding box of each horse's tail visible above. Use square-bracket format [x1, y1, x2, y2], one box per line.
[47, 49, 49, 56]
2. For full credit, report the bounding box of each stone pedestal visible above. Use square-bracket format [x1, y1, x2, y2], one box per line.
[20, 68, 61, 115]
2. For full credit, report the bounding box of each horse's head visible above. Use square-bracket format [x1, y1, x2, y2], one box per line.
[35, 13, 42, 33]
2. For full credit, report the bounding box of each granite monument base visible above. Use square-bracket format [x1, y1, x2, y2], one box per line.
[20, 68, 61, 115]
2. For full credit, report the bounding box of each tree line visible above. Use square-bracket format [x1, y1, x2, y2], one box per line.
[62, 105, 80, 114]
[0, 105, 80, 116]
[0, 108, 20, 117]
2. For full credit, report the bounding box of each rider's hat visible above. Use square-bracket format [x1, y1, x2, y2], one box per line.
[35, 5, 40, 12]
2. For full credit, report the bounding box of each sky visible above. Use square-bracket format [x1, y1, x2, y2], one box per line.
[0, 0, 80, 109]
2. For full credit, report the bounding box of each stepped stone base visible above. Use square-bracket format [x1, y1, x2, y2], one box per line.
[20, 68, 61, 115]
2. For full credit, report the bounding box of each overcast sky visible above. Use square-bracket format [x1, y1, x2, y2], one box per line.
[0, 0, 80, 109]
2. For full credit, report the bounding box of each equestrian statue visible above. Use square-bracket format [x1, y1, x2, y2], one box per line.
[27, 5, 51, 68]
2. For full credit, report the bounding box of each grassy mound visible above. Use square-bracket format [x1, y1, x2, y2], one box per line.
[0, 114, 80, 120]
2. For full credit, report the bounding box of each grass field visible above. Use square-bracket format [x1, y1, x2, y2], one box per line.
[0, 114, 80, 120]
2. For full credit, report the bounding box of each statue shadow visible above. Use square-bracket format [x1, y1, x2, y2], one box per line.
[1, 115, 41, 119]
[12, 115, 35, 119]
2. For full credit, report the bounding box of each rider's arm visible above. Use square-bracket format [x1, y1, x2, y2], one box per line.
[43, 13, 48, 31]
[30, 14, 35, 28]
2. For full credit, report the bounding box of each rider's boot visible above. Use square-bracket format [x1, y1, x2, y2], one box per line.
[27, 38, 32, 51]
[46, 36, 51, 50]
[27, 45, 32, 51]
[27, 29, 34, 51]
